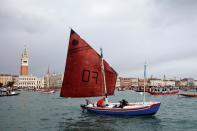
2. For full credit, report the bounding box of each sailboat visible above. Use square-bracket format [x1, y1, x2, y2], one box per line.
[60, 29, 161, 116]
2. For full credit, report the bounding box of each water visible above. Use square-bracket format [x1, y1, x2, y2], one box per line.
[0, 90, 197, 131]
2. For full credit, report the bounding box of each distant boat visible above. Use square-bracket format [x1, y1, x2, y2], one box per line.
[0, 90, 20, 97]
[41, 89, 55, 94]
[134, 88, 146, 92]
[179, 93, 197, 97]
[148, 87, 179, 95]
[60, 29, 160, 116]
[117, 87, 126, 91]
[179, 89, 197, 97]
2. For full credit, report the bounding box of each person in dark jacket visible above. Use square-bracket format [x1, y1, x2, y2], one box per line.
[119, 99, 128, 108]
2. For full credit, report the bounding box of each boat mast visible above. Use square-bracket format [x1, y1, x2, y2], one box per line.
[100, 48, 107, 98]
[143, 62, 147, 104]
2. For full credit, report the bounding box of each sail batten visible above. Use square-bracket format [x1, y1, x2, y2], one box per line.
[60, 29, 117, 98]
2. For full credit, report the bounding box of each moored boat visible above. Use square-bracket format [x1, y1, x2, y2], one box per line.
[117, 87, 126, 91]
[148, 90, 179, 95]
[179, 93, 197, 97]
[148, 87, 179, 95]
[41, 89, 55, 94]
[0, 91, 20, 97]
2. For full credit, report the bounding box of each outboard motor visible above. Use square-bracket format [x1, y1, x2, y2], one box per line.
[81, 99, 91, 112]
[80, 104, 86, 112]
[85, 99, 91, 105]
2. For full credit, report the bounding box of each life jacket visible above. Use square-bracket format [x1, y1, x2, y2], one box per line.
[97, 98, 105, 107]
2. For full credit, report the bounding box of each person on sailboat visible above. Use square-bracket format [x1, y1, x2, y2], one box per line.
[97, 97, 106, 107]
[119, 99, 128, 108]
[105, 96, 109, 106]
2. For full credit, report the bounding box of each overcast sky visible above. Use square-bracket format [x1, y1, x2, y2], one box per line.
[1, 0, 197, 79]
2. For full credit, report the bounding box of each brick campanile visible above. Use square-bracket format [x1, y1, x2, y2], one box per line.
[20, 48, 29, 76]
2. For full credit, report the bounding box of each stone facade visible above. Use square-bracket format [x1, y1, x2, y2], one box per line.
[119, 77, 132, 87]
[44, 73, 63, 88]
[0, 74, 18, 86]
[130, 78, 139, 87]
[115, 77, 121, 87]
[194, 80, 197, 87]
[16, 76, 44, 89]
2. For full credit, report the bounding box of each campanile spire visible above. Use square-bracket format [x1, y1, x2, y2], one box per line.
[20, 47, 29, 76]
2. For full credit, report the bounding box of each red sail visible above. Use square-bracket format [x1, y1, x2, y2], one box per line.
[60, 29, 117, 98]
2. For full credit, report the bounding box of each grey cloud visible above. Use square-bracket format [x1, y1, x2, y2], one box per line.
[0, 1, 52, 34]
[149, 0, 197, 28]
[0, 0, 197, 79]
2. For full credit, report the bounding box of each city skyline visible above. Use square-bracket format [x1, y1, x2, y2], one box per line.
[1, 0, 197, 79]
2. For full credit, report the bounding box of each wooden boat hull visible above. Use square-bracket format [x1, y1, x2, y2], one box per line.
[179, 93, 197, 97]
[148, 90, 179, 95]
[82, 102, 160, 116]
[41, 90, 55, 94]
[0, 93, 20, 97]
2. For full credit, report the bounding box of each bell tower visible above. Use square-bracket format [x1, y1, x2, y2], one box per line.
[20, 47, 29, 76]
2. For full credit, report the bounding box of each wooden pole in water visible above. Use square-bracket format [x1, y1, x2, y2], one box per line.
[143, 62, 147, 104]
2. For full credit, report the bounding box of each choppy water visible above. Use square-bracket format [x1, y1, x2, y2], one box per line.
[0, 90, 197, 131]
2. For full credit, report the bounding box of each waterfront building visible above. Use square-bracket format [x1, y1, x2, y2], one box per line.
[0, 74, 18, 86]
[138, 78, 148, 87]
[130, 78, 138, 87]
[149, 78, 164, 87]
[119, 77, 132, 87]
[44, 75, 50, 88]
[194, 80, 197, 87]
[49, 74, 63, 88]
[16, 76, 44, 89]
[44, 69, 63, 88]
[175, 80, 181, 87]
[115, 77, 121, 87]
[187, 78, 195, 87]
[179, 79, 189, 87]
[163, 80, 176, 87]
[180, 78, 195, 87]
[149, 79, 175, 87]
